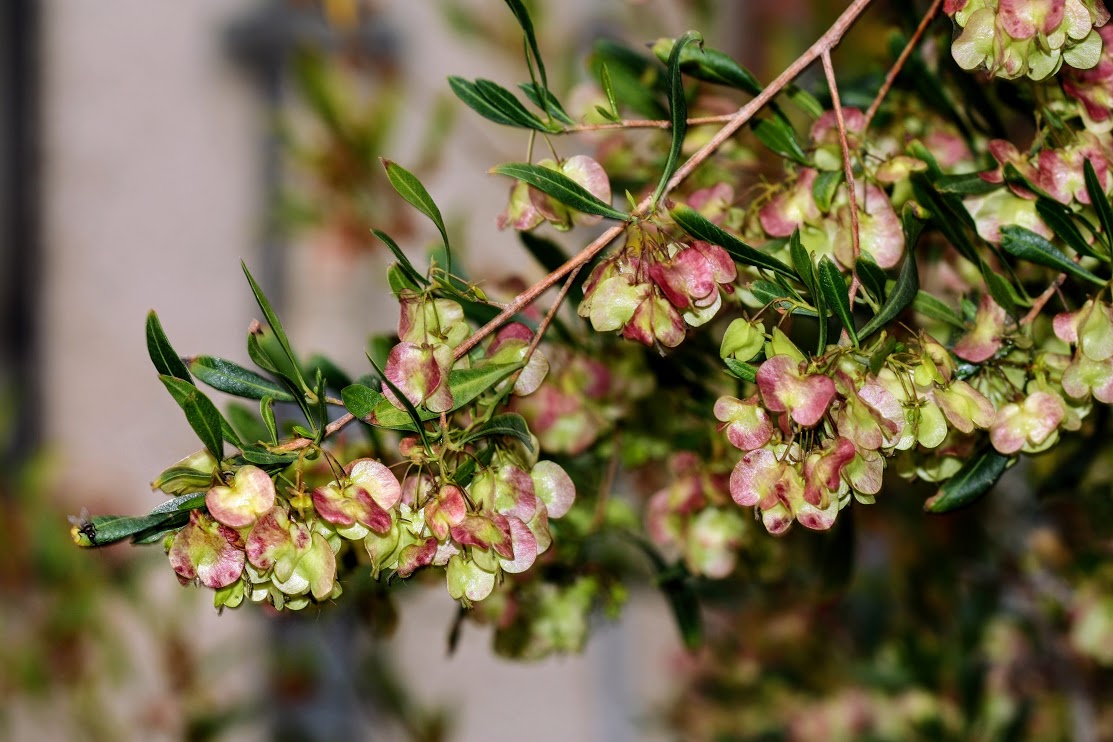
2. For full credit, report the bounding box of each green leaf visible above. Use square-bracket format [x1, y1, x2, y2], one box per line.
[520, 232, 570, 274]
[818, 256, 857, 346]
[381, 160, 451, 274]
[146, 311, 191, 383]
[722, 358, 758, 382]
[786, 86, 824, 118]
[502, 0, 551, 118]
[472, 79, 552, 131]
[238, 447, 299, 467]
[460, 413, 534, 451]
[789, 229, 817, 294]
[242, 263, 308, 391]
[189, 356, 295, 401]
[858, 249, 919, 340]
[517, 82, 574, 125]
[982, 265, 1021, 317]
[924, 448, 1011, 513]
[374, 228, 429, 287]
[75, 493, 207, 547]
[148, 492, 208, 516]
[672, 205, 796, 278]
[1000, 225, 1106, 286]
[854, 256, 888, 303]
[652, 31, 703, 207]
[342, 383, 387, 419]
[912, 290, 967, 329]
[653, 38, 761, 95]
[225, 402, 270, 447]
[812, 170, 843, 213]
[260, 396, 278, 445]
[490, 162, 630, 222]
[246, 330, 280, 375]
[151, 467, 214, 496]
[1036, 197, 1107, 262]
[451, 445, 496, 489]
[160, 375, 224, 461]
[599, 63, 620, 120]
[753, 117, 810, 166]
[448, 76, 548, 131]
[910, 173, 979, 265]
[934, 172, 999, 195]
[1083, 158, 1113, 255]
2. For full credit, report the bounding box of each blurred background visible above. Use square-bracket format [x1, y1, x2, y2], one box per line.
[7, 1, 1113, 741]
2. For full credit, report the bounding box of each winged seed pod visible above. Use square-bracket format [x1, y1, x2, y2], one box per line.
[945, 0, 1111, 80]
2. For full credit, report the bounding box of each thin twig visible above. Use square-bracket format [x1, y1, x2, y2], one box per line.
[525, 266, 582, 364]
[454, 0, 877, 360]
[1022, 273, 1068, 325]
[863, 0, 944, 128]
[275, 413, 356, 452]
[822, 49, 861, 266]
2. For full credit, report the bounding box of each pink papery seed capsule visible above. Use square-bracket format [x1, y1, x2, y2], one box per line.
[756, 355, 837, 428]
[169, 510, 246, 589]
[714, 395, 774, 451]
[990, 391, 1065, 454]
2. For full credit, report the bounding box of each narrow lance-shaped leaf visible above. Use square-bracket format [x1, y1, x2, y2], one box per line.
[723, 358, 758, 382]
[260, 396, 278, 445]
[381, 159, 452, 275]
[242, 263, 308, 392]
[72, 493, 207, 548]
[858, 249, 919, 340]
[1083, 158, 1113, 256]
[490, 162, 630, 222]
[374, 229, 428, 287]
[753, 117, 810, 166]
[858, 206, 925, 339]
[818, 256, 858, 346]
[789, 229, 817, 295]
[912, 290, 967, 329]
[448, 76, 529, 129]
[1036, 197, 1106, 262]
[341, 384, 387, 419]
[600, 63, 620, 121]
[471, 79, 551, 131]
[652, 30, 703, 208]
[503, 0, 551, 118]
[1000, 225, 1106, 286]
[160, 375, 224, 461]
[517, 82, 574, 125]
[459, 413, 535, 451]
[854, 256, 888, 303]
[812, 170, 843, 212]
[146, 311, 191, 382]
[672, 205, 796, 278]
[189, 356, 296, 401]
[924, 448, 1011, 513]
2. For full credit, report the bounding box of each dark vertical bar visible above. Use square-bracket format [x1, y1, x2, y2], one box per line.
[1, 0, 40, 463]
